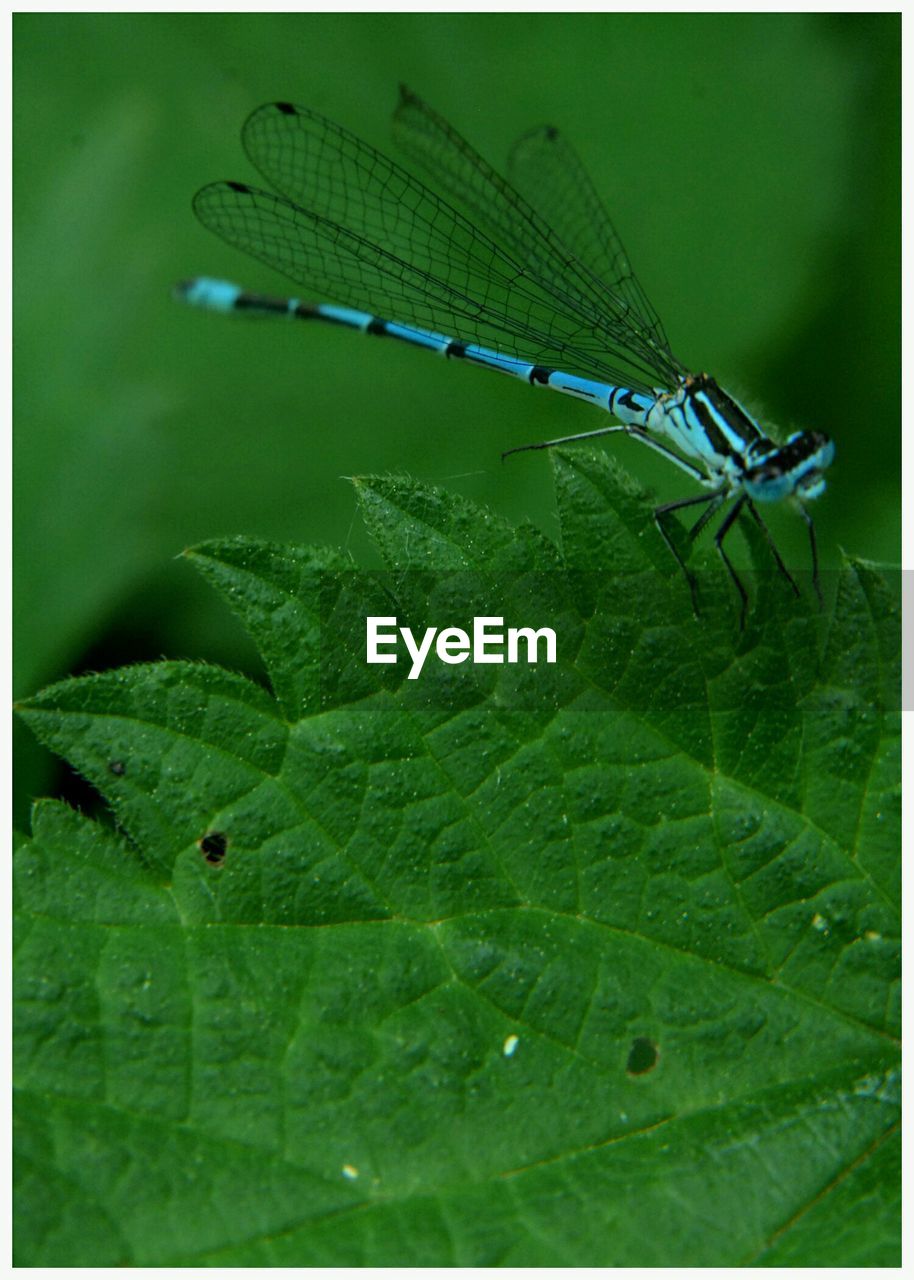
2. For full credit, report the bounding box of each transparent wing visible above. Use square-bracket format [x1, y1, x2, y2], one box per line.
[393, 88, 681, 383]
[507, 122, 674, 360]
[192, 97, 681, 392]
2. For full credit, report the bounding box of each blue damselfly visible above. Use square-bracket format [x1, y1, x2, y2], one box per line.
[178, 88, 835, 625]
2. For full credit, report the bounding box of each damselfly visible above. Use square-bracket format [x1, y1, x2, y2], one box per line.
[177, 88, 835, 625]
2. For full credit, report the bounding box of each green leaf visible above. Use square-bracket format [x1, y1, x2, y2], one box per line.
[15, 453, 899, 1265]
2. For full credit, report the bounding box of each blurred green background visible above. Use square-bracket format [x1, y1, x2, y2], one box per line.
[14, 13, 899, 827]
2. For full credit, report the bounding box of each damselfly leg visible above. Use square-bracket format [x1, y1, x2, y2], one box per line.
[653, 489, 725, 618]
[796, 504, 823, 604]
[743, 501, 802, 598]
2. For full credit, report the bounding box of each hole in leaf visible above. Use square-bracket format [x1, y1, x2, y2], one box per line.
[626, 1036, 659, 1076]
[199, 831, 228, 867]
[108, 760, 126, 776]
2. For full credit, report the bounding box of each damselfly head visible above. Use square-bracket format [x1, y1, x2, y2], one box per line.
[743, 431, 835, 503]
[794, 432, 835, 499]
